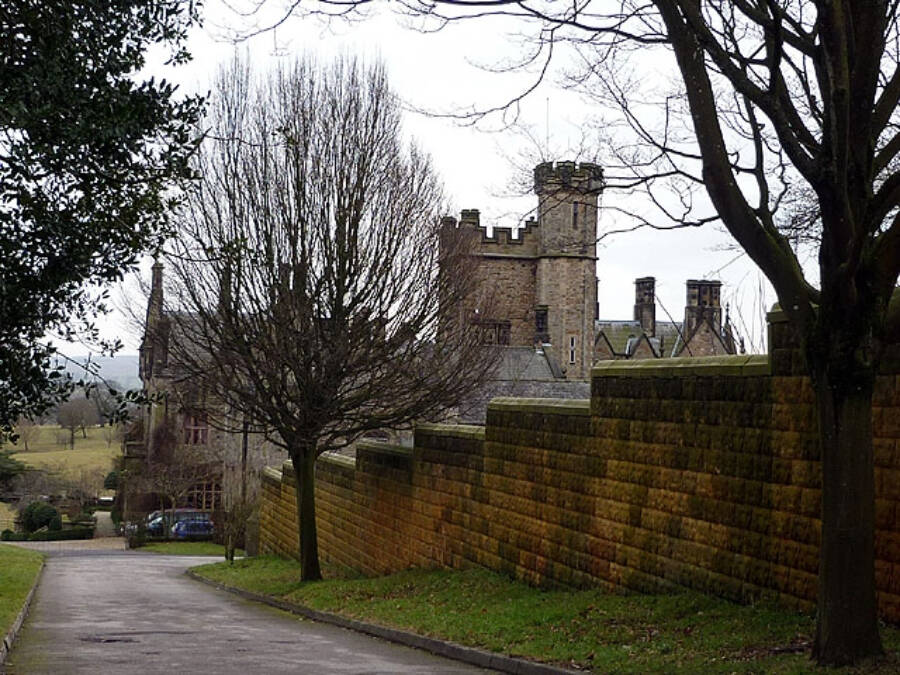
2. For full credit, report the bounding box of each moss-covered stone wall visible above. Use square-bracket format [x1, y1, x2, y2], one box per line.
[259, 349, 900, 621]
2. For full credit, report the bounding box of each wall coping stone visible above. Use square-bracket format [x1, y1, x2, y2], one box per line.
[592, 354, 769, 378]
[487, 397, 591, 416]
[357, 441, 413, 459]
[262, 466, 283, 483]
[767, 308, 788, 324]
[319, 452, 356, 469]
[416, 423, 486, 440]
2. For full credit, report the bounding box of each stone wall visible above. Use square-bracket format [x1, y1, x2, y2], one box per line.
[473, 256, 537, 346]
[260, 320, 900, 621]
[458, 379, 590, 424]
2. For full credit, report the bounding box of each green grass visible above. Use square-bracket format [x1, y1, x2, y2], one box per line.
[11, 425, 119, 480]
[139, 541, 245, 557]
[0, 501, 16, 523]
[192, 558, 900, 673]
[0, 544, 43, 638]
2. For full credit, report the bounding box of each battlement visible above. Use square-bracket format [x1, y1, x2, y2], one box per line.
[442, 210, 540, 256]
[534, 161, 604, 195]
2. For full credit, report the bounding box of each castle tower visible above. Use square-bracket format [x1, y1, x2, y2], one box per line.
[533, 161, 604, 379]
[684, 279, 723, 336]
[634, 276, 656, 336]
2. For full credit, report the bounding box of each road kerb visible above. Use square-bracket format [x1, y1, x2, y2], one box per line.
[185, 569, 582, 675]
[1, 559, 44, 667]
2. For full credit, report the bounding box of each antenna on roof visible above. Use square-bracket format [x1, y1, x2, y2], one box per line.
[545, 96, 550, 154]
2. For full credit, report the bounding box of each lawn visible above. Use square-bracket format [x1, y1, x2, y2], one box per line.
[11, 425, 119, 480]
[0, 544, 43, 639]
[192, 558, 900, 673]
[0, 502, 16, 530]
[139, 541, 245, 557]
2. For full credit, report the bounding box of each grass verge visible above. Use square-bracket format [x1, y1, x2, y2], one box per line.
[192, 557, 900, 673]
[0, 544, 43, 638]
[139, 541, 245, 557]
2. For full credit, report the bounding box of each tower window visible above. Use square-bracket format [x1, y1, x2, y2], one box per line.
[535, 307, 549, 342]
[569, 336, 577, 364]
[572, 202, 579, 229]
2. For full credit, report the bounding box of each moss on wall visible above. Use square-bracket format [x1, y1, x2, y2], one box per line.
[259, 360, 900, 621]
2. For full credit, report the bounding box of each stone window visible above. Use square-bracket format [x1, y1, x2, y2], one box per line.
[188, 479, 221, 510]
[535, 307, 549, 342]
[569, 335, 577, 364]
[497, 323, 510, 345]
[183, 412, 208, 446]
[476, 320, 510, 345]
[572, 201, 579, 229]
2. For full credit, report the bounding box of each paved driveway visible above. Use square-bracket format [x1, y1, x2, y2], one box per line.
[3, 551, 490, 674]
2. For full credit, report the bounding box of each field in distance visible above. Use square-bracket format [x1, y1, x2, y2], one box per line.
[10, 425, 120, 479]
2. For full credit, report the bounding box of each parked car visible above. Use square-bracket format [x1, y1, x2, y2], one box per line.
[171, 518, 214, 540]
[146, 509, 212, 537]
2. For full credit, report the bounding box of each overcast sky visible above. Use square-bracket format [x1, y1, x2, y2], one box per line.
[101, 1, 782, 355]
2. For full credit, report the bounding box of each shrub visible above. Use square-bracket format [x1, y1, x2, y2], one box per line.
[21, 501, 60, 533]
[1, 529, 23, 541]
[104, 471, 118, 490]
[27, 526, 93, 541]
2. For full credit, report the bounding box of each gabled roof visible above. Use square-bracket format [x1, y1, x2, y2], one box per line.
[672, 314, 733, 357]
[495, 346, 566, 381]
[625, 333, 661, 359]
[595, 319, 684, 359]
[594, 320, 641, 354]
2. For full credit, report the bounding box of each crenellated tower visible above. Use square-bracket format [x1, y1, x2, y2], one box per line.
[533, 161, 603, 379]
[439, 161, 603, 382]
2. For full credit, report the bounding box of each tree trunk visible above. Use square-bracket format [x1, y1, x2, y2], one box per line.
[168, 497, 177, 541]
[811, 366, 883, 664]
[292, 448, 322, 581]
[225, 533, 234, 563]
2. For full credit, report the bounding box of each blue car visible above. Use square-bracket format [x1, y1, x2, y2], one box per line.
[171, 518, 214, 540]
[145, 510, 211, 537]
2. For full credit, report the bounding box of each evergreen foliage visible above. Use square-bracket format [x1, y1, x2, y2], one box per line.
[0, 1, 203, 438]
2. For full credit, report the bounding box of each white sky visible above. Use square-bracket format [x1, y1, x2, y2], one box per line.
[102, 1, 784, 355]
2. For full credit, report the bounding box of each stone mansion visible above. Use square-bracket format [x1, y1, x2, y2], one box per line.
[441, 161, 740, 419]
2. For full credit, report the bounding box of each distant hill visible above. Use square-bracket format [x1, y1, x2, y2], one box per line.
[59, 354, 141, 390]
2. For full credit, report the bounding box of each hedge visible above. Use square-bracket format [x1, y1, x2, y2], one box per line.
[1, 527, 95, 542]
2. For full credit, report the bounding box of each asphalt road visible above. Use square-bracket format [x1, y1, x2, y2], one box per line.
[3, 551, 490, 674]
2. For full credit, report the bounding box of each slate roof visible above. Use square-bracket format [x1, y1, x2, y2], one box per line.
[595, 319, 685, 358]
[495, 346, 565, 381]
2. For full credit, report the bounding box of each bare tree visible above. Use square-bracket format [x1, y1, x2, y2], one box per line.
[56, 397, 99, 448]
[102, 423, 124, 449]
[139, 448, 217, 538]
[220, 0, 900, 663]
[162, 56, 495, 580]
[14, 417, 40, 452]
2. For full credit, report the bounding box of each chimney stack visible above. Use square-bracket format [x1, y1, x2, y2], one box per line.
[634, 277, 656, 336]
[684, 279, 722, 336]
